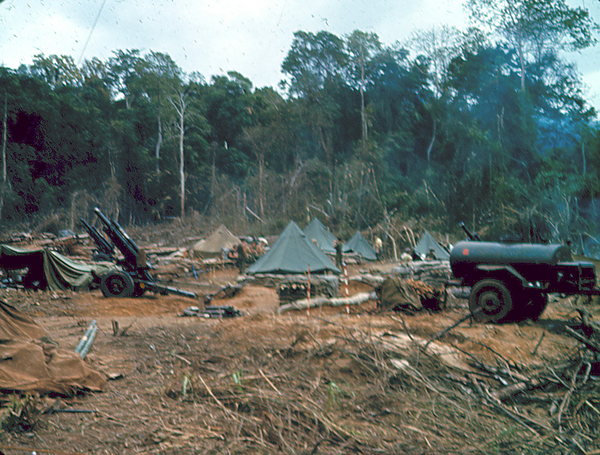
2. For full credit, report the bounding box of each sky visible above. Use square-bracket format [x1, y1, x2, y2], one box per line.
[0, 0, 599, 110]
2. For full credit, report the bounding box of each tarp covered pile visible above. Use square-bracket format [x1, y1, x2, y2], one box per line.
[0, 244, 112, 291]
[0, 300, 106, 395]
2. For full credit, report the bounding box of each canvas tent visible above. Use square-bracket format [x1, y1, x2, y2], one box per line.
[343, 231, 377, 261]
[304, 218, 337, 254]
[414, 231, 450, 261]
[190, 225, 240, 259]
[247, 221, 340, 275]
[0, 244, 112, 291]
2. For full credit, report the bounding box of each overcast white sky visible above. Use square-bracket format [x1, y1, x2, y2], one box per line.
[0, 0, 599, 110]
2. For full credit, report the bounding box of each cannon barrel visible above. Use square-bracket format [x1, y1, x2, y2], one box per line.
[80, 218, 114, 257]
[459, 222, 481, 241]
[93, 207, 145, 269]
[91, 208, 196, 299]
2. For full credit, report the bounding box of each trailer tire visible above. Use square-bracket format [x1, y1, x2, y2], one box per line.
[100, 271, 135, 298]
[469, 279, 513, 323]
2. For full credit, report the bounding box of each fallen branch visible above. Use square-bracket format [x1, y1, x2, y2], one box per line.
[277, 292, 373, 314]
[470, 375, 550, 436]
[198, 374, 240, 422]
[564, 326, 600, 353]
[531, 331, 545, 356]
[424, 312, 474, 350]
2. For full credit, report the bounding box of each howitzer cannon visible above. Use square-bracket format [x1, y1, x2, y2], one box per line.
[86, 208, 196, 299]
[80, 218, 114, 262]
[450, 237, 600, 323]
[459, 222, 481, 241]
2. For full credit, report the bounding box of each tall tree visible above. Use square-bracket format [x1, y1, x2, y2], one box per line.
[346, 30, 382, 156]
[29, 54, 82, 88]
[407, 26, 486, 165]
[107, 50, 143, 109]
[137, 52, 183, 173]
[467, 0, 598, 92]
[168, 87, 191, 218]
[281, 31, 348, 176]
[282, 31, 348, 97]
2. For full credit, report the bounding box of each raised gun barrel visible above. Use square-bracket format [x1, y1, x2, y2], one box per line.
[91, 208, 196, 299]
[459, 222, 482, 241]
[80, 218, 114, 259]
[93, 207, 147, 270]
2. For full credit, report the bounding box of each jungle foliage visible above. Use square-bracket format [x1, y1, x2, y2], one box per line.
[0, 0, 599, 244]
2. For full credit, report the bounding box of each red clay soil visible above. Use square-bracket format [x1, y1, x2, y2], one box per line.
[0, 263, 596, 455]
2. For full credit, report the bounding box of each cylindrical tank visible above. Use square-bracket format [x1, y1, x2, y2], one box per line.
[450, 241, 572, 278]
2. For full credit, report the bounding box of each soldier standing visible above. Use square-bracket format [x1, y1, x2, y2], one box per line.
[236, 241, 248, 273]
[335, 239, 343, 271]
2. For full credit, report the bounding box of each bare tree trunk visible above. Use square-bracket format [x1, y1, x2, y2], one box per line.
[426, 120, 436, 165]
[517, 34, 526, 92]
[258, 153, 264, 220]
[168, 90, 189, 219]
[2, 92, 6, 185]
[179, 113, 185, 218]
[211, 144, 216, 219]
[360, 64, 367, 154]
[1, 92, 8, 220]
[243, 191, 247, 231]
[155, 114, 162, 173]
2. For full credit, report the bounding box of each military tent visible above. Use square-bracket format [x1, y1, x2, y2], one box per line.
[304, 218, 337, 254]
[189, 225, 240, 259]
[343, 231, 377, 261]
[0, 244, 111, 291]
[247, 221, 340, 275]
[414, 231, 450, 260]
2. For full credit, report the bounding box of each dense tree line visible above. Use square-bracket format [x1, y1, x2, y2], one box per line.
[0, 0, 599, 244]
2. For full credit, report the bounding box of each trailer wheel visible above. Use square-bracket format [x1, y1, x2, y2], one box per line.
[469, 279, 513, 323]
[100, 271, 134, 298]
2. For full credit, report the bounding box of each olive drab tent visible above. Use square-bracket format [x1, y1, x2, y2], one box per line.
[189, 225, 240, 259]
[0, 244, 112, 291]
[246, 221, 340, 275]
[303, 218, 337, 254]
[343, 231, 377, 261]
[414, 231, 450, 261]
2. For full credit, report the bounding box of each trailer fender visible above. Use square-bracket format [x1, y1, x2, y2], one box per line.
[473, 265, 529, 288]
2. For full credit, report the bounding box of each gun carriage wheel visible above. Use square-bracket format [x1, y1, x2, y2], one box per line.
[100, 271, 135, 298]
[469, 279, 513, 323]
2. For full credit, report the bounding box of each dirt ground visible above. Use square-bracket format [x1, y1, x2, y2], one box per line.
[0, 260, 599, 455]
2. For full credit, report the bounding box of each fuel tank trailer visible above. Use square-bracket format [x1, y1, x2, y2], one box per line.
[450, 240, 597, 322]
